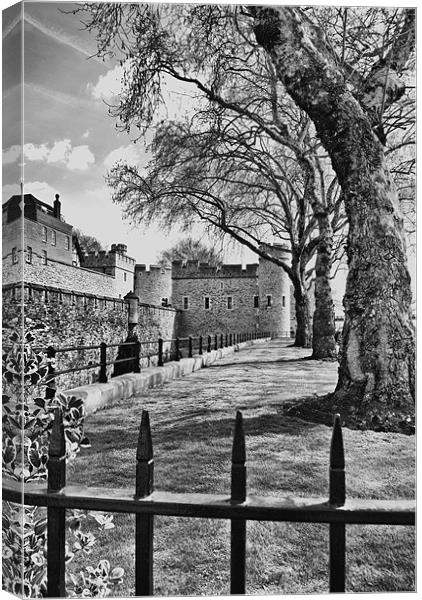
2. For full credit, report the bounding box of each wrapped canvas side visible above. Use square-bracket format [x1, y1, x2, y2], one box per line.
[3, 2, 26, 598]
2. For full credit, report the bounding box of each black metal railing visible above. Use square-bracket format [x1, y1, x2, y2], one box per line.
[42, 331, 272, 393]
[2, 411, 415, 597]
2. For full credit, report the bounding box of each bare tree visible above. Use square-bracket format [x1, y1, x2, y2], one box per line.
[73, 4, 415, 428]
[158, 237, 223, 267]
[73, 228, 104, 254]
[249, 6, 415, 429]
[75, 2, 343, 356]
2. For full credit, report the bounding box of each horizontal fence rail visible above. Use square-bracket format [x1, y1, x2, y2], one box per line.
[37, 331, 272, 394]
[2, 411, 415, 597]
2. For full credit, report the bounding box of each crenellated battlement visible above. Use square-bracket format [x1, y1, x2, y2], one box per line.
[171, 261, 258, 279]
[136, 264, 172, 274]
[82, 246, 136, 268]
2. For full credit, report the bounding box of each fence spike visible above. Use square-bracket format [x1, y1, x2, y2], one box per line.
[329, 413, 345, 505]
[136, 410, 154, 498]
[231, 411, 246, 503]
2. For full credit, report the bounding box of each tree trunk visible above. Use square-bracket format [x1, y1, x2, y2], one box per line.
[312, 210, 337, 360]
[293, 282, 312, 348]
[251, 7, 415, 428]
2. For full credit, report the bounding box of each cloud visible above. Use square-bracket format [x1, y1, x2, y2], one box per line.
[3, 139, 95, 171]
[3, 145, 21, 164]
[103, 144, 146, 170]
[88, 64, 124, 102]
[47, 139, 72, 164]
[24, 142, 50, 162]
[67, 146, 95, 171]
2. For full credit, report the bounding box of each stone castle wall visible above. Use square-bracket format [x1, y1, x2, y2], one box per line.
[172, 261, 259, 278]
[2, 255, 123, 297]
[258, 248, 291, 337]
[173, 272, 260, 336]
[2, 283, 177, 390]
[135, 264, 173, 306]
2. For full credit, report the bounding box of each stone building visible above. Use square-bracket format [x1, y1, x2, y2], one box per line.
[82, 243, 136, 296]
[3, 193, 76, 268]
[3, 192, 292, 336]
[2, 193, 136, 298]
[135, 245, 291, 337]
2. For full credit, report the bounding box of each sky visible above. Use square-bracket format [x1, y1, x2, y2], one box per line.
[2, 0, 224, 264]
[1, 1, 416, 314]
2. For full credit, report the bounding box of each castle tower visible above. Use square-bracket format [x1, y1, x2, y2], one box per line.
[258, 244, 291, 337]
[134, 264, 172, 306]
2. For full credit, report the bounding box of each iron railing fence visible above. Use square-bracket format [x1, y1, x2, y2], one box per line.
[2, 410, 415, 597]
[30, 331, 272, 394]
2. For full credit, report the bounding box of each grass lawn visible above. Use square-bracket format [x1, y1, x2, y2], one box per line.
[66, 344, 415, 596]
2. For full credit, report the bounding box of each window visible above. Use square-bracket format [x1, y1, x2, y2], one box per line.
[162, 298, 169, 307]
[183, 297, 189, 310]
[26, 247, 32, 264]
[204, 296, 210, 310]
[282, 295, 286, 307]
[51, 230, 56, 246]
[42, 250, 47, 265]
[254, 295, 259, 308]
[124, 272, 127, 282]
[227, 296, 233, 310]
[12, 247, 17, 264]
[42, 226, 47, 242]
[65, 236, 70, 250]
[267, 295, 272, 307]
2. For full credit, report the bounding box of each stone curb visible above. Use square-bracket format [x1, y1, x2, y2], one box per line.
[64, 338, 271, 415]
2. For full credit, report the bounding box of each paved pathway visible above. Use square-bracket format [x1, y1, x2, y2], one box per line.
[84, 339, 338, 438]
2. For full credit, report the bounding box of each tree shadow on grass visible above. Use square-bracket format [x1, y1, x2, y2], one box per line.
[83, 401, 325, 458]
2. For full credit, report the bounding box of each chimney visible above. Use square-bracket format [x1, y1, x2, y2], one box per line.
[53, 193, 61, 219]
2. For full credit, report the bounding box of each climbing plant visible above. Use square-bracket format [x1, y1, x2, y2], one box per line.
[2, 322, 124, 597]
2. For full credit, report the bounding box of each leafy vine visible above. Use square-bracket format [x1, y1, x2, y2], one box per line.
[2, 323, 124, 597]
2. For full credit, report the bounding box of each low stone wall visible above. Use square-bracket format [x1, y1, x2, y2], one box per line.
[65, 338, 271, 415]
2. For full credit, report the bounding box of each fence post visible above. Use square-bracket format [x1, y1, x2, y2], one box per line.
[47, 408, 66, 597]
[99, 342, 107, 383]
[231, 411, 246, 594]
[133, 339, 141, 373]
[214, 334, 218, 351]
[175, 337, 180, 361]
[220, 333, 224, 349]
[188, 336, 193, 358]
[135, 410, 154, 596]
[45, 346, 56, 400]
[329, 414, 346, 593]
[158, 338, 163, 367]
[229, 333, 232, 346]
[207, 335, 212, 353]
[225, 333, 228, 348]
[199, 335, 203, 355]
